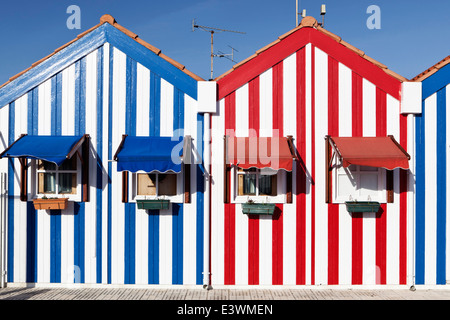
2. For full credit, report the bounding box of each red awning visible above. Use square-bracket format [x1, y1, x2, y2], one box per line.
[329, 136, 410, 170]
[226, 136, 296, 171]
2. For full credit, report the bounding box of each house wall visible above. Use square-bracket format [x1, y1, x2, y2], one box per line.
[415, 65, 450, 285]
[211, 43, 413, 286]
[0, 43, 205, 285]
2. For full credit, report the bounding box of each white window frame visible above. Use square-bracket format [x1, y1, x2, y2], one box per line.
[232, 166, 286, 204]
[333, 163, 386, 204]
[131, 171, 183, 203]
[31, 157, 82, 202]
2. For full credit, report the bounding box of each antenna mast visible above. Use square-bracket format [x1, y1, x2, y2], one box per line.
[192, 19, 245, 80]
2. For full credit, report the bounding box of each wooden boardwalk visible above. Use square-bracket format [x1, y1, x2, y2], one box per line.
[1, 285, 450, 300]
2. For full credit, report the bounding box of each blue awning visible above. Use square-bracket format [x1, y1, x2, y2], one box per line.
[0, 134, 86, 166]
[114, 136, 186, 173]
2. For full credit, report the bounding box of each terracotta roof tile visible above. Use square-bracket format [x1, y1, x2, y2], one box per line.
[0, 14, 203, 90]
[412, 55, 450, 81]
[215, 16, 407, 83]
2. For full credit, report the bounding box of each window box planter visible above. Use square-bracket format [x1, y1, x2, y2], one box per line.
[136, 199, 170, 210]
[345, 201, 380, 213]
[33, 198, 69, 210]
[242, 203, 276, 215]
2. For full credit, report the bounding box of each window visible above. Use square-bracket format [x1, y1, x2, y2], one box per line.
[237, 168, 277, 197]
[334, 164, 386, 203]
[232, 167, 285, 203]
[132, 172, 183, 202]
[36, 156, 80, 198]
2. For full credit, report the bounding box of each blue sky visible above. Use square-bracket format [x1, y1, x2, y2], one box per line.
[0, 0, 449, 85]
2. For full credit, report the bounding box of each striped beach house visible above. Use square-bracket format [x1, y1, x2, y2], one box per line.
[209, 16, 422, 286]
[0, 15, 207, 286]
[413, 56, 450, 285]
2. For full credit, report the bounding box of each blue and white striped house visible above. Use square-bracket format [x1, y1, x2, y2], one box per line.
[0, 15, 207, 286]
[413, 56, 450, 285]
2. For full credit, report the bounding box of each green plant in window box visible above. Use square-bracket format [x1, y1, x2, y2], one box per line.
[241, 198, 276, 216]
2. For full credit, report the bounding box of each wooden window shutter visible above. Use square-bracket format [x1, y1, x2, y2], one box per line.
[184, 136, 191, 203]
[19, 157, 27, 202]
[386, 170, 394, 203]
[224, 135, 230, 203]
[82, 134, 90, 202]
[122, 171, 129, 203]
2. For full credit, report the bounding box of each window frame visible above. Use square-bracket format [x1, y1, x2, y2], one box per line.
[31, 156, 82, 202]
[333, 163, 387, 204]
[231, 166, 286, 204]
[131, 171, 184, 203]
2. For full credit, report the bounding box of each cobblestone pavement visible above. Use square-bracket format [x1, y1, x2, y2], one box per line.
[1, 285, 450, 300]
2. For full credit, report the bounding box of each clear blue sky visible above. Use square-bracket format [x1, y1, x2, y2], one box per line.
[0, 0, 449, 85]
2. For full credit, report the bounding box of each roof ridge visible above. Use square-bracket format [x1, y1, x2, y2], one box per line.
[411, 55, 450, 82]
[0, 14, 204, 90]
[214, 16, 407, 83]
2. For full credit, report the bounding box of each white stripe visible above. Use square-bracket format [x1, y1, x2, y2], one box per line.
[259, 69, 273, 138]
[282, 52, 297, 285]
[338, 62, 352, 285]
[37, 80, 52, 283]
[314, 46, 328, 285]
[13, 94, 27, 282]
[183, 93, 197, 285]
[424, 93, 437, 284]
[84, 50, 98, 284]
[61, 64, 75, 136]
[61, 64, 75, 283]
[160, 78, 174, 137]
[234, 82, 249, 285]
[101, 42, 110, 284]
[159, 208, 173, 284]
[338, 63, 352, 137]
[304, 43, 312, 285]
[386, 94, 400, 285]
[136, 63, 150, 136]
[211, 98, 225, 285]
[362, 79, 376, 285]
[111, 47, 127, 284]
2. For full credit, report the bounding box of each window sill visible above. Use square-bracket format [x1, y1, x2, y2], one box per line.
[233, 195, 285, 204]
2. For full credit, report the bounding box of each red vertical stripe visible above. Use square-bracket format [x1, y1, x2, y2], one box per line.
[296, 48, 306, 285]
[351, 72, 363, 285]
[224, 92, 236, 285]
[311, 45, 316, 285]
[248, 77, 260, 285]
[376, 88, 387, 284]
[399, 114, 408, 284]
[272, 62, 284, 285]
[327, 56, 339, 285]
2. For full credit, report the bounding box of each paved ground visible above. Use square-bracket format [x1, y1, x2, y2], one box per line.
[1, 285, 450, 300]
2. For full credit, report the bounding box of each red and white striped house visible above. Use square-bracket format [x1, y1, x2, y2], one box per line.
[208, 16, 419, 286]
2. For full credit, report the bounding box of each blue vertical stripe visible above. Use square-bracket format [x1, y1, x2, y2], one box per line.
[147, 71, 161, 284]
[50, 73, 63, 282]
[74, 202, 85, 283]
[124, 56, 137, 284]
[7, 102, 15, 282]
[150, 72, 161, 137]
[196, 113, 204, 285]
[172, 203, 183, 284]
[96, 46, 104, 284]
[25, 202, 37, 282]
[26, 89, 38, 283]
[148, 211, 159, 284]
[50, 212, 61, 283]
[436, 88, 446, 284]
[107, 46, 114, 284]
[415, 104, 425, 285]
[75, 58, 87, 136]
[172, 88, 184, 284]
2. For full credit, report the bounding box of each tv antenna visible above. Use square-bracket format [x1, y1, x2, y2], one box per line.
[192, 19, 245, 80]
